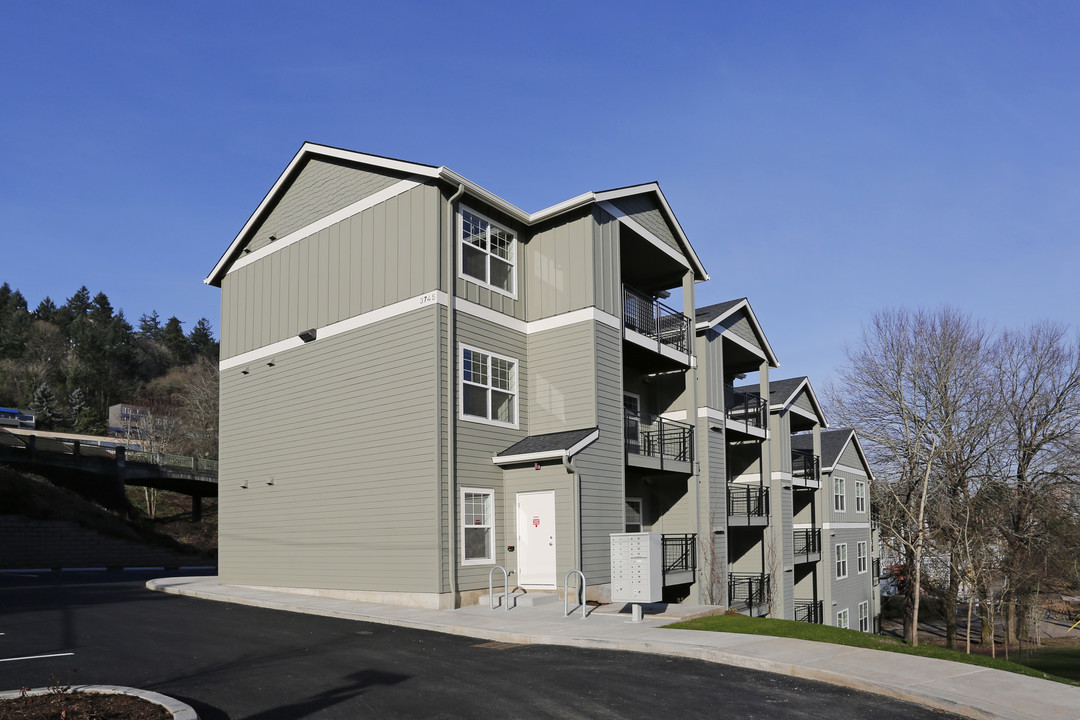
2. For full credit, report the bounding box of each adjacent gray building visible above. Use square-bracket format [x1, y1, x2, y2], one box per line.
[206, 142, 880, 625]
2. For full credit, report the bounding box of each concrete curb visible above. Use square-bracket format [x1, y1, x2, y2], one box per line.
[148, 578, 1080, 720]
[0, 685, 198, 719]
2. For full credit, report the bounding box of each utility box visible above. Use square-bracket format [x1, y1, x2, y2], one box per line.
[610, 532, 662, 603]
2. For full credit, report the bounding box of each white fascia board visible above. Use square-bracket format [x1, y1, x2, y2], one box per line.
[720, 330, 768, 361]
[771, 379, 829, 427]
[822, 522, 872, 530]
[598, 201, 690, 271]
[833, 463, 869, 478]
[697, 299, 780, 368]
[206, 143, 441, 286]
[438, 168, 531, 223]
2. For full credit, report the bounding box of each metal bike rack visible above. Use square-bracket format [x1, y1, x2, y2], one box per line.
[489, 565, 510, 611]
[564, 569, 587, 619]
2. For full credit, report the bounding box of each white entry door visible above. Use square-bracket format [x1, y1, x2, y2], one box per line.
[516, 491, 557, 588]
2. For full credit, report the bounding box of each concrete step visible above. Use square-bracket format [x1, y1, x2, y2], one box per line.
[479, 591, 561, 609]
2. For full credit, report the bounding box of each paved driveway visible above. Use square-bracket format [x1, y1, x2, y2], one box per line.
[0, 571, 960, 719]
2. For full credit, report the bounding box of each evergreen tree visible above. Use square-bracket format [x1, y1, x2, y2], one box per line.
[0, 285, 30, 359]
[29, 381, 59, 430]
[160, 316, 192, 365]
[188, 318, 218, 362]
[138, 310, 162, 340]
[35, 296, 57, 323]
[68, 387, 87, 428]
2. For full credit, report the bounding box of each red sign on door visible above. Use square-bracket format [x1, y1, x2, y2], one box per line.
[532, 516, 540, 527]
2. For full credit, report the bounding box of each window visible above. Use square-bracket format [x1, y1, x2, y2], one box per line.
[624, 393, 642, 452]
[837, 608, 850, 629]
[859, 601, 870, 632]
[625, 497, 643, 533]
[460, 345, 518, 427]
[855, 480, 866, 513]
[835, 543, 848, 579]
[460, 207, 516, 296]
[834, 477, 846, 513]
[857, 541, 868, 574]
[461, 487, 494, 565]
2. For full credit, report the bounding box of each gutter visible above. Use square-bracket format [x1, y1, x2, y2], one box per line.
[445, 182, 465, 605]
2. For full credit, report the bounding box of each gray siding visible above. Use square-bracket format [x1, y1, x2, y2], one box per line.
[699, 329, 725, 410]
[246, 157, 409, 254]
[524, 211, 595, 321]
[698, 425, 728, 603]
[221, 183, 440, 360]
[719, 314, 763, 354]
[218, 306, 441, 591]
[527, 322, 598, 434]
[609, 195, 680, 253]
[791, 388, 816, 417]
[828, 527, 875, 628]
[574, 322, 624, 583]
[502, 466, 575, 581]
[591, 208, 622, 317]
[454, 198, 526, 321]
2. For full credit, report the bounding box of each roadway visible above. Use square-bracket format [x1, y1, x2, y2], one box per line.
[0, 570, 960, 719]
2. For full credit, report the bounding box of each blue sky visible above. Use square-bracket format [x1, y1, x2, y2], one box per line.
[3, 2, 1078, 393]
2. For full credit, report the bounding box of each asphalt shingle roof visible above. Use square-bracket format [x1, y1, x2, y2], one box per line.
[791, 428, 855, 468]
[498, 428, 598, 457]
[695, 298, 745, 324]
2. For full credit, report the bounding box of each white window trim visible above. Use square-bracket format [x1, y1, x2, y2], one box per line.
[458, 205, 518, 299]
[857, 541, 868, 575]
[460, 486, 495, 566]
[859, 601, 870, 632]
[836, 543, 848, 579]
[459, 343, 520, 429]
[834, 477, 846, 513]
[837, 608, 850, 629]
[625, 496, 643, 533]
[855, 480, 866, 514]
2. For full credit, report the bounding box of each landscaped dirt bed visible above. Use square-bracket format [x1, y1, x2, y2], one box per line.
[0, 691, 171, 719]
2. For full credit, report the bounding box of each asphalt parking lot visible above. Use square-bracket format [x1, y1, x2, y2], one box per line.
[0, 570, 962, 719]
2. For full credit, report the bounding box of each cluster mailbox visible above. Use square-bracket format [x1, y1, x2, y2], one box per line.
[610, 532, 662, 603]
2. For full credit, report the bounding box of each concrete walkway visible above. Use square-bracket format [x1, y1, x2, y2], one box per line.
[148, 576, 1080, 720]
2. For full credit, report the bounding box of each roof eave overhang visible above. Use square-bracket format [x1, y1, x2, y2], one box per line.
[695, 299, 780, 368]
[491, 429, 600, 466]
[771, 378, 829, 427]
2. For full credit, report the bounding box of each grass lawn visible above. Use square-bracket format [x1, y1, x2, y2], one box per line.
[665, 614, 1079, 686]
[1014, 646, 1080, 682]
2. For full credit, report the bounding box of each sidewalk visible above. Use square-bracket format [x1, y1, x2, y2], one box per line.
[148, 576, 1080, 720]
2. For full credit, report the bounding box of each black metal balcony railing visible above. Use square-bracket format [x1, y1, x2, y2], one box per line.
[724, 385, 768, 430]
[793, 528, 821, 557]
[794, 598, 824, 624]
[622, 285, 692, 355]
[661, 533, 697, 584]
[727, 485, 769, 518]
[791, 448, 820, 484]
[728, 572, 770, 610]
[625, 410, 694, 463]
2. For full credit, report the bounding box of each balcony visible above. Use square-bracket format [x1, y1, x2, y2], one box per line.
[794, 598, 823, 624]
[661, 533, 697, 586]
[622, 285, 692, 366]
[727, 484, 769, 527]
[793, 528, 821, 564]
[728, 572, 770, 616]
[724, 385, 768, 438]
[625, 409, 693, 474]
[791, 448, 820, 488]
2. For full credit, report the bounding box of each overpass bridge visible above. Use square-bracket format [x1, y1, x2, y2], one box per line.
[0, 428, 218, 520]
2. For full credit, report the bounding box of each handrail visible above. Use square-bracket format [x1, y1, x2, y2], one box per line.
[488, 565, 510, 611]
[564, 569, 587, 619]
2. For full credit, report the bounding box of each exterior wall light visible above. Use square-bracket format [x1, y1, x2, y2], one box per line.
[299, 328, 317, 343]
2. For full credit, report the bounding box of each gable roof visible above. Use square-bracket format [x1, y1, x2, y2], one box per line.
[695, 297, 780, 368]
[736, 376, 828, 426]
[792, 427, 874, 479]
[206, 142, 708, 286]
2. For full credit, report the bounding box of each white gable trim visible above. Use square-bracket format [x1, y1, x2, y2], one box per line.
[720, 330, 768, 360]
[597, 200, 690, 271]
[696, 299, 780, 368]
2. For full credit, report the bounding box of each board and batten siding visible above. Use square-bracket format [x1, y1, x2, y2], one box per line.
[218, 305, 441, 592]
[573, 322, 625, 584]
[527, 322, 598, 435]
[220, 182, 441, 360]
[524, 210, 595, 321]
[791, 388, 816, 418]
[698, 329, 726, 411]
[608, 195, 680, 253]
[718, 313, 763, 354]
[453, 197, 527, 322]
[244, 157, 411, 255]
[591, 207, 622, 318]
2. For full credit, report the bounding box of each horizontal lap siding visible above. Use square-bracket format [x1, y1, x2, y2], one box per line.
[246, 158, 409, 254]
[218, 307, 440, 592]
[221, 183, 439, 360]
[502, 466, 575, 580]
[527, 323, 597, 435]
[453, 313, 528, 591]
[575, 322, 624, 583]
[792, 389, 816, 417]
[829, 527, 875, 627]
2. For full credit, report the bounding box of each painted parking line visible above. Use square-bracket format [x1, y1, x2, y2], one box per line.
[0, 652, 75, 663]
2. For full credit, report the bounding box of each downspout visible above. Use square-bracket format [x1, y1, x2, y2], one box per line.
[446, 182, 465, 605]
[562, 454, 582, 575]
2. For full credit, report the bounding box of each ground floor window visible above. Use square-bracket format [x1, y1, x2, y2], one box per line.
[625, 497, 643, 533]
[837, 608, 850, 629]
[461, 487, 494, 565]
[859, 601, 870, 632]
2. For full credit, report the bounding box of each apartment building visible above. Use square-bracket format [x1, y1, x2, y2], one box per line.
[206, 142, 879, 625]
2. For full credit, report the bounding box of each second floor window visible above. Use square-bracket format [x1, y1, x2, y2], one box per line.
[834, 477, 846, 513]
[857, 541, 868, 574]
[460, 207, 516, 296]
[461, 345, 518, 427]
[855, 480, 866, 513]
